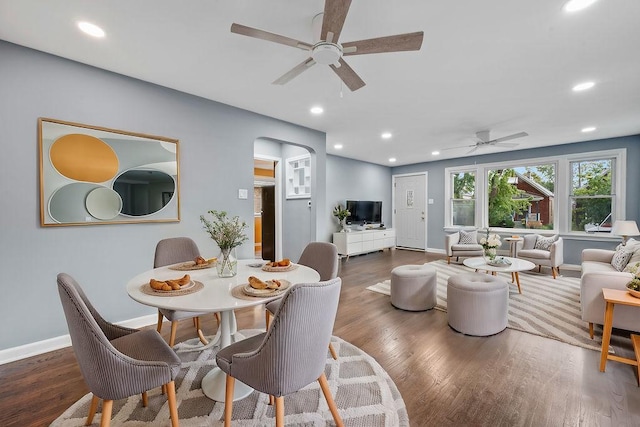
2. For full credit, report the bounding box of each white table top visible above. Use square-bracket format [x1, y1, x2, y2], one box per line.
[126, 259, 321, 313]
[463, 256, 536, 273]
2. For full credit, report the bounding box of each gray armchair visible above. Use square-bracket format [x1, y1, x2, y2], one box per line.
[517, 234, 564, 278]
[264, 242, 340, 359]
[155, 237, 220, 346]
[445, 230, 484, 264]
[57, 273, 181, 427]
[216, 278, 344, 427]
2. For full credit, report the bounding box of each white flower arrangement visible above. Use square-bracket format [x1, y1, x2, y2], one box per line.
[480, 229, 501, 250]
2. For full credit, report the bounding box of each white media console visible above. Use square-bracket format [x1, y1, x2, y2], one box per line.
[332, 228, 396, 258]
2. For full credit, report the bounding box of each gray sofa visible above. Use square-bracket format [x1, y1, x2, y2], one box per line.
[580, 248, 640, 338]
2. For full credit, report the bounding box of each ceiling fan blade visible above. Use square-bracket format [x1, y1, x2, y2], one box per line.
[440, 144, 476, 152]
[231, 23, 312, 50]
[272, 58, 316, 85]
[490, 131, 529, 144]
[494, 142, 520, 148]
[466, 146, 480, 155]
[321, 0, 352, 43]
[329, 58, 365, 91]
[342, 31, 424, 56]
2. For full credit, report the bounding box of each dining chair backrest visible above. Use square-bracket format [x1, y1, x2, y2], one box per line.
[57, 273, 139, 399]
[225, 278, 341, 396]
[154, 237, 201, 268]
[297, 242, 339, 281]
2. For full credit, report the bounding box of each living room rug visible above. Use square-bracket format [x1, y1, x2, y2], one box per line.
[367, 260, 603, 352]
[50, 331, 409, 426]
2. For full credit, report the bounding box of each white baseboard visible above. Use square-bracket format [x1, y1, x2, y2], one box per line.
[426, 248, 447, 255]
[0, 314, 157, 365]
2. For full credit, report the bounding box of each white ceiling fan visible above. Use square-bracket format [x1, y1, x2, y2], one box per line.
[230, 0, 424, 91]
[444, 130, 529, 154]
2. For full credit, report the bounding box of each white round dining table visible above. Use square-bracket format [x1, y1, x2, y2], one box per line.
[126, 259, 320, 402]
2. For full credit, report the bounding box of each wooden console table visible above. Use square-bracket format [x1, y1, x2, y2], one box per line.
[599, 288, 640, 376]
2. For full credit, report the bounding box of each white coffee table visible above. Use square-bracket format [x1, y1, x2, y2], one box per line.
[462, 256, 535, 294]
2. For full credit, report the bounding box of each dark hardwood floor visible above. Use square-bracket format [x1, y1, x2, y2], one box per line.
[2, 249, 639, 426]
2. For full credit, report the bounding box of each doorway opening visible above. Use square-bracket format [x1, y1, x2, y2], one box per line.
[254, 158, 278, 260]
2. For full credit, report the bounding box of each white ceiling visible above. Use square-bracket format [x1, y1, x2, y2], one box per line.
[1, 0, 639, 166]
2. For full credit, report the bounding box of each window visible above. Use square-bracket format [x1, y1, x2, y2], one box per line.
[444, 149, 625, 236]
[451, 172, 475, 226]
[570, 158, 614, 232]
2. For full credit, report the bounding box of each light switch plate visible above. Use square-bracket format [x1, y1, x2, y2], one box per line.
[238, 189, 248, 199]
[428, 198, 434, 204]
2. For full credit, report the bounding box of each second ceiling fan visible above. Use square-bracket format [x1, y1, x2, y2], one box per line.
[230, 0, 424, 91]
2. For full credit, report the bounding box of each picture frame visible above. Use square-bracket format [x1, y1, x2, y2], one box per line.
[39, 118, 180, 226]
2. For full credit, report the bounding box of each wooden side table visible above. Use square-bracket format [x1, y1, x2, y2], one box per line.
[599, 288, 640, 373]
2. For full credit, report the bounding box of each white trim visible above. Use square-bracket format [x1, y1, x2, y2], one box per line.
[0, 314, 156, 365]
[444, 148, 626, 237]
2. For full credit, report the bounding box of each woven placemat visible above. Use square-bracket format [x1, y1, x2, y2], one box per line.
[140, 280, 204, 296]
[169, 262, 215, 271]
[261, 263, 298, 272]
[230, 284, 287, 301]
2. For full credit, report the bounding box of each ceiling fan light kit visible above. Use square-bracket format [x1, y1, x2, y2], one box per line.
[230, 0, 424, 91]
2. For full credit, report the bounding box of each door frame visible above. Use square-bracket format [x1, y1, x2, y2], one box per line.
[392, 171, 428, 251]
[254, 154, 282, 260]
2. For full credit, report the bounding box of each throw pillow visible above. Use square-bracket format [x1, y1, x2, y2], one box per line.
[623, 247, 640, 273]
[534, 235, 558, 251]
[611, 248, 634, 272]
[459, 230, 477, 244]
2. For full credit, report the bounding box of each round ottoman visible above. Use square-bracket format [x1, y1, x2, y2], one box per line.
[390, 264, 437, 311]
[447, 272, 508, 336]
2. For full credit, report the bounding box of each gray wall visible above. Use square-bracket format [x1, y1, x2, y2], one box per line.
[326, 155, 393, 237]
[392, 136, 640, 265]
[0, 41, 327, 350]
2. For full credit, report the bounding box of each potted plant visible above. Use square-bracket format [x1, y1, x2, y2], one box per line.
[333, 204, 351, 232]
[200, 210, 248, 277]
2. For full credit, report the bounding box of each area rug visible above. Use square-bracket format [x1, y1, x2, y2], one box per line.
[50, 330, 409, 426]
[367, 260, 603, 352]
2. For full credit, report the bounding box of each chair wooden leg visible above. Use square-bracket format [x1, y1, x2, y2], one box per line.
[269, 394, 275, 405]
[215, 312, 221, 326]
[162, 384, 166, 395]
[447, 256, 451, 264]
[275, 396, 285, 427]
[552, 267, 558, 279]
[157, 310, 164, 332]
[169, 321, 178, 347]
[100, 399, 113, 427]
[538, 265, 541, 273]
[86, 394, 99, 426]
[265, 310, 271, 329]
[224, 375, 235, 427]
[589, 322, 594, 339]
[328, 342, 338, 360]
[166, 381, 179, 427]
[141, 391, 148, 407]
[192, 317, 197, 327]
[318, 373, 344, 427]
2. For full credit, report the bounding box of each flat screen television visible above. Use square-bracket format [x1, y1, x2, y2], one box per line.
[345, 200, 382, 225]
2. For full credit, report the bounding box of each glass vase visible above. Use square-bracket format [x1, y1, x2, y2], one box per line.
[217, 247, 237, 277]
[483, 247, 497, 264]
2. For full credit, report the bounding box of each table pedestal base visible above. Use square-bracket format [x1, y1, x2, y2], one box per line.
[201, 367, 253, 402]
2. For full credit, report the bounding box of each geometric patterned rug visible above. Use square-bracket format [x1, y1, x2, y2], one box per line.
[367, 259, 605, 353]
[50, 330, 409, 426]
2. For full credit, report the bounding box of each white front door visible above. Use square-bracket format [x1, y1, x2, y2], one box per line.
[394, 173, 427, 250]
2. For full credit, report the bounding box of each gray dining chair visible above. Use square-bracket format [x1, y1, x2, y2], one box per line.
[155, 237, 220, 346]
[57, 273, 181, 427]
[264, 242, 340, 359]
[216, 278, 344, 427]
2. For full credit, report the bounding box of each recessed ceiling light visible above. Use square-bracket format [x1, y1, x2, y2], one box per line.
[572, 81, 595, 92]
[310, 106, 324, 115]
[77, 21, 105, 38]
[381, 132, 392, 139]
[388, 157, 397, 163]
[334, 144, 343, 149]
[564, 0, 598, 12]
[432, 151, 440, 155]
[581, 126, 596, 133]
